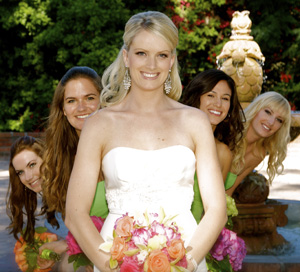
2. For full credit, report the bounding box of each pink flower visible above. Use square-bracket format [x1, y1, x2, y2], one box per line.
[120, 257, 142, 272]
[210, 228, 247, 271]
[66, 233, 83, 255]
[131, 227, 151, 245]
[229, 237, 247, 271]
[66, 216, 105, 256]
[164, 223, 181, 241]
[91, 216, 105, 232]
[101, 210, 188, 271]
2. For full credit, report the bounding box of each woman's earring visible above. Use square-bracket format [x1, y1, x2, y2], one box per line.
[164, 70, 172, 95]
[123, 67, 131, 92]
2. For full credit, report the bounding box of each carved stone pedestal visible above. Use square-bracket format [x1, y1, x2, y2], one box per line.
[232, 171, 289, 254]
[232, 203, 288, 254]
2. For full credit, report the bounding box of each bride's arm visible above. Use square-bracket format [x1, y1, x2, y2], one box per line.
[65, 112, 111, 271]
[187, 109, 227, 265]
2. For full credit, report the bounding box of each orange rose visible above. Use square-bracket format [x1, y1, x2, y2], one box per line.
[18, 260, 28, 272]
[34, 232, 42, 240]
[110, 236, 128, 261]
[115, 215, 134, 237]
[15, 251, 26, 263]
[147, 249, 170, 272]
[167, 239, 185, 260]
[14, 239, 26, 254]
[40, 232, 58, 243]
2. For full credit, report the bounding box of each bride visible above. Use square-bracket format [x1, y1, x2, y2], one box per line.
[65, 11, 227, 271]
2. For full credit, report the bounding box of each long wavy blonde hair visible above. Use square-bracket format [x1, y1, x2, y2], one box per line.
[233, 91, 291, 184]
[101, 11, 182, 107]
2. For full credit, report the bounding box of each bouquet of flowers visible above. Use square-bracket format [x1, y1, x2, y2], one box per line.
[225, 194, 238, 230]
[99, 208, 189, 272]
[14, 226, 61, 272]
[207, 228, 247, 271]
[206, 195, 247, 272]
[66, 216, 105, 271]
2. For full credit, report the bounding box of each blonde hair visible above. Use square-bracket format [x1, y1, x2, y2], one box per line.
[233, 91, 291, 184]
[101, 11, 182, 107]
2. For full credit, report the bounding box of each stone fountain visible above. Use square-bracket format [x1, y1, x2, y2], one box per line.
[216, 10, 290, 255]
[217, 10, 265, 109]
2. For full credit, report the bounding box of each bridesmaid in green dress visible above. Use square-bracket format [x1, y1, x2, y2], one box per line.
[42, 66, 108, 221]
[181, 69, 244, 223]
[40, 67, 108, 271]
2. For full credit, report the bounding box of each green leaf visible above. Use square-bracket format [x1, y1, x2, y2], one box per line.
[109, 257, 118, 269]
[124, 248, 140, 256]
[35, 226, 48, 234]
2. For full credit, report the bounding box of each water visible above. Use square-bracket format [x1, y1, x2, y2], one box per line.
[244, 199, 300, 259]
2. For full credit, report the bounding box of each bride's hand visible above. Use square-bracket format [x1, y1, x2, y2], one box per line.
[95, 251, 116, 272]
[186, 253, 198, 272]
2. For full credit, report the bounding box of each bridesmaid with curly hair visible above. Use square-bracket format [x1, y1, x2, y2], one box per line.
[227, 91, 291, 196]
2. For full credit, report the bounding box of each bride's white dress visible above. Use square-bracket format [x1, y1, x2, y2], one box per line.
[95, 145, 207, 271]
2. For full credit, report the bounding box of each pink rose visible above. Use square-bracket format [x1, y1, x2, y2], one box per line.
[120, 257, 142, 272]
[91, 216, 105, 232]
[66, 216, 105, 256]
[66, 232, 83, 255]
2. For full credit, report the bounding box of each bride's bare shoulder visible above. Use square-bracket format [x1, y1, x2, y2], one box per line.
[176, 103, 208, 121]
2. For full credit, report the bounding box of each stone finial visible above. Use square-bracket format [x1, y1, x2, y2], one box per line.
[216, 11, 265, 105]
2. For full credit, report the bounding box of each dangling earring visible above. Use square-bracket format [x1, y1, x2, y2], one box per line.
[123, 67, 131, 92]
[224, 113, 231, 122]
[164, 70, 172, 95]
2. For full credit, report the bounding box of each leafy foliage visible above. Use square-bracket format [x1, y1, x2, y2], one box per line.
[0, 0, 299, 131]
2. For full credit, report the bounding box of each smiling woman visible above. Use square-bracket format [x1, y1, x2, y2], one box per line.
[227, 91, 292, 196]
[65, 11, 227, 272]
[6, 136, 45, 244]
[12, 148, 43, 193]
[181, 69, 244, 223]
[41, 66, 106, 220]
[63, 77, 100, 135]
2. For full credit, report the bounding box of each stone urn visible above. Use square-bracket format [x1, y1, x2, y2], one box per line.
[232, 171, 289, 254]
[216, 11, 265, 108]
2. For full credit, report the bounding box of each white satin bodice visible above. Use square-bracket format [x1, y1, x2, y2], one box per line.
[96, 145, 207, 272]
[102, 145, 195, 215]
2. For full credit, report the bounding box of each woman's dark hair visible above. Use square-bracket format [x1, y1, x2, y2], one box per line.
[181, 69, 245, 150]
[42, 66, 102, 219]
[6, 136, 44, 243]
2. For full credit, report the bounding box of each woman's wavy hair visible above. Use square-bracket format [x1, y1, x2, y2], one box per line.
[234, 91, 291, 183]
[101, 11, 182, 107]
[6, 136, 44, 244]
[181, 69, 245, 157]
[42, 66, 102, 219]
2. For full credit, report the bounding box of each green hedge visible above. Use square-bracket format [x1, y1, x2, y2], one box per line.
[0, 0, 299, 131]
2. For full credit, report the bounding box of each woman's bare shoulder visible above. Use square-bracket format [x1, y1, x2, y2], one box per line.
[176, 103, 208, 121]
[215, 139, 233, 161]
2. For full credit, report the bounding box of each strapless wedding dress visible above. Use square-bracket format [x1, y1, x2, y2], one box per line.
[95, 145, 207, 272]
